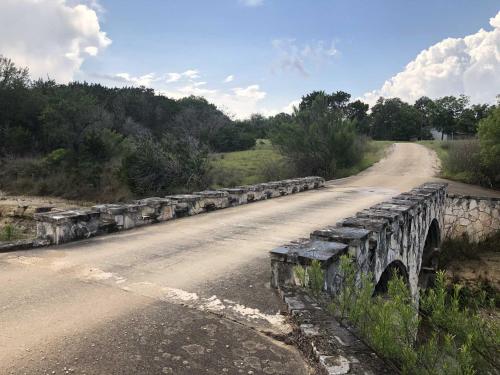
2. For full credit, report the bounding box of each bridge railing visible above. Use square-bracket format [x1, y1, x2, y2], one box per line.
[33, 176, 325, 246]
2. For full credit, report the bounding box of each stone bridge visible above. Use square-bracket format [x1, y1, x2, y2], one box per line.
[271, 182, 448, 300]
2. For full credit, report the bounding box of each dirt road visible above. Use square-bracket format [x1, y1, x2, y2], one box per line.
[0, 143, 440, 374]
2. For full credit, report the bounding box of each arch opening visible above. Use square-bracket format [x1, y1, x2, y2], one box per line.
[418, 219, 441, 290]
[374, 260, 409, 295]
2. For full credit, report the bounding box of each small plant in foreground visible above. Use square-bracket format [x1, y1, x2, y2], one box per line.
[293, 260, 325, 296]
[0, 224, 15, 241]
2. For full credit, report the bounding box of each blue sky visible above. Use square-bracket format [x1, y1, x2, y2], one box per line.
[1, 0, 499, 117]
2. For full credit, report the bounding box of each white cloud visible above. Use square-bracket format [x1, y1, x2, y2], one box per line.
[223, 74, 235, 83]
[283, 99, 301, 114]
[0, 0, 111, 82]
[272, 38, 339, 77]
[233, 84, 267, 100]
[165, 69, 200, 83]
[166, 73, 182, 83]
[182, 69, 200, 80]
[159, 81, 268, 119]
[362, 10, 500, 106]
[240, 0, 264, 7]
[114, 72, 157, 86]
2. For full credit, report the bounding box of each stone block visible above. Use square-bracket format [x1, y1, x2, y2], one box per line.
[219, 187, 248, 205]
[166, 194, 205, 216]
[34, 209, 101, 245]
[193, 190, 230, 210]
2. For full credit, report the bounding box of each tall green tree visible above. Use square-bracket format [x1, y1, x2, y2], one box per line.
[478, 106, 500, 186]
[369, 97, 421, 140]
[272, 92, 364, 178]
[432, 95, 469, 139]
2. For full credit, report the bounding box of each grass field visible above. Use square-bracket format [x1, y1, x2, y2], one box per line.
[209, 139, 393, 188]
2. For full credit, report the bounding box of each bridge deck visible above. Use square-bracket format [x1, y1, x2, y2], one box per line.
[0, 143, 441, 374]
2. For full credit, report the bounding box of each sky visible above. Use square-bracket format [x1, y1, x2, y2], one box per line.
[0, 0, 499, 119]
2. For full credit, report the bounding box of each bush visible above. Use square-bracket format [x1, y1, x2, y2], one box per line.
[293, 260, 325, 297]
[260, 158, 294, 182]
[443, 140, 483, 182]
[271, 93, 366, 179]
[123, 135, 210, 196]
[478, 106, 500, 187]
[0, 224, 15, 241]
[327, 255, 499, 374]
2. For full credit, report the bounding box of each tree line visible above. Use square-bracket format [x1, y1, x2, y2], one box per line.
[0, 55, 498, 199]
[0, 56, 269, 199]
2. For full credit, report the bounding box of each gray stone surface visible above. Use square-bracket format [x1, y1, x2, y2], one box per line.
[280, 288, 395, 374]
[33, 176, 325, 247]
[444, 194, 500, 242]
[271, 182, 448, 301]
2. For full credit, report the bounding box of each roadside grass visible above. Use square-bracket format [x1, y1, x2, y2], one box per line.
[208, 139, 286, 187]
[209, 139, 393, 188]
[418, 140, 450, 166]
[418, 139, 490, 187]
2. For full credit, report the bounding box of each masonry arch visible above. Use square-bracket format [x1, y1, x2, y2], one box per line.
[418, 219, 440, 289]
[374, 260, 409, 295]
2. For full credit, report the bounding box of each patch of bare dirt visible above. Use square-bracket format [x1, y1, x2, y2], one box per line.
[446, 252, 500, 291]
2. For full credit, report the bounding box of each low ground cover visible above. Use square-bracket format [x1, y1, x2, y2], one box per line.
[209, 139, 392, 188]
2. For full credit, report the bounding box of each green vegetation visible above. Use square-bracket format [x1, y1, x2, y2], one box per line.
[0, 224, 23, 241]
[370, 95, 494, 141]
[209, 140, 288, 187]
[1, 54, 496, 200]
[0, 56, 271, 200]
[439, 232, 500, 307]
[418, 106, 500, 189]
[271, 92, 367, 179]
[478, 106, 500, 186]
[335, 140, 392, 178]
[293, 260, 324, 297]
[328, 255, 499, 374]
[209, 139, 392, 187]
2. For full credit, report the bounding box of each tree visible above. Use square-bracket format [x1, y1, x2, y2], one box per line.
[369, 97, 420, 140]
[432, 95, 469, 139]
[414, 96, 435, 140]
[477, 106, 500, 186]
[346, 100, 370, 134]
[271, 92, 364, 178]
[457, 104, 493, 135]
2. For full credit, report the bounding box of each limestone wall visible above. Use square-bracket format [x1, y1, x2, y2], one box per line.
[34, 176, 325, 246]
[444, 194, 500, 242]
[270, 182, 447, 300]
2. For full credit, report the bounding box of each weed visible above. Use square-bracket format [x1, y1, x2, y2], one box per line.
[327, 255, 499, 374]
[293, 260, 325, 296]
[0, 224, 15, 241]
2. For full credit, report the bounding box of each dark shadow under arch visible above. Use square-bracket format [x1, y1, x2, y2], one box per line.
[418, 219, 441, 289]
[374, 260, 409, 295]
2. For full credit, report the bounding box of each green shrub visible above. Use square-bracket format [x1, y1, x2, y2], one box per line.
[478, 106, 500, 187]
[0, 224, 14, 241]
[328, 256, 499, 374]
[271, 93, 366, 179]
[293, 260, 325, 296]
